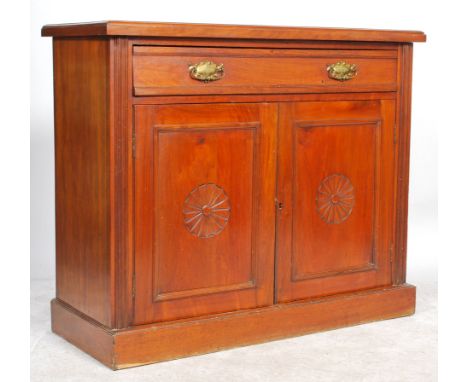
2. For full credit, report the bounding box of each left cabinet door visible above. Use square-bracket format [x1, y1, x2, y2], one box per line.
[134, 103, 277, 324]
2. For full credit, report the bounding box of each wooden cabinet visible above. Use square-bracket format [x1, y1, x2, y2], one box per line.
[42, 21, 425, 369]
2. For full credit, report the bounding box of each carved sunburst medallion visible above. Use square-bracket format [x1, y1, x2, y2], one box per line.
[316, 174, 355, 224]
[183, 183, 231, 238]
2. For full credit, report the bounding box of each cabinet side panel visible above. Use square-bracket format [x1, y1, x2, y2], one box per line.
[109, 38, 134, 328]
[394, 44, 413, 284]
[53, 38, 111, 326]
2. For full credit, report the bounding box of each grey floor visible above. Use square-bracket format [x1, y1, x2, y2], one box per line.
[31, 275, 436, 382]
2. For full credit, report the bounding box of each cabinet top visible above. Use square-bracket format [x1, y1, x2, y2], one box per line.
[41, 21, 426, 43]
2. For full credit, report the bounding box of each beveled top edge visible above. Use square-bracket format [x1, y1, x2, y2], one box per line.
[41, 20, 426, 43]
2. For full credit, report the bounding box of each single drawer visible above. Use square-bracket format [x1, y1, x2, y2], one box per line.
[133, 46, 398, 96]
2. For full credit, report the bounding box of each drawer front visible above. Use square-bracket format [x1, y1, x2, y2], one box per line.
[133, 46, 397, 96]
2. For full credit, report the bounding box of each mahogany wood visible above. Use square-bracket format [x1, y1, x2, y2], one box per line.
[276, 100, 396, 302]
[41, 21, 426, 43]
[394, 44, 414, 285]
[109, 37, 134, 328]
[51, 299, 114, 367]
[52, 284, 416, 369]
[43, 21, 424, 369]
[134, 103, 277, 324]
[133, 46, 397, 96]
[130, 38, 402, 51]
[53, 38, 112, 326]
[131, 92, 397, 105]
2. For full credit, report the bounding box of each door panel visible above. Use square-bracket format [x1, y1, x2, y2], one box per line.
[134, 103, 277, 324]
[293, 121, 378, 279]
[276, 100, 395, 302]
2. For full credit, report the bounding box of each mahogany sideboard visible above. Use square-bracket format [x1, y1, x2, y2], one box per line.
[41, 21, 426, 369]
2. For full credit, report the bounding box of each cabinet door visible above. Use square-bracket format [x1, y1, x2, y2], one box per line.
[276, 100, 396, 302]
[134, 103, 277, 324]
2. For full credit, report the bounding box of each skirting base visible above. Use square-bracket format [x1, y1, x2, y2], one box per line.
[51, 284, 416, 370]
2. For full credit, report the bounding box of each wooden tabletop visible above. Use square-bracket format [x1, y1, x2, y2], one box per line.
[41, 21, 426, 43]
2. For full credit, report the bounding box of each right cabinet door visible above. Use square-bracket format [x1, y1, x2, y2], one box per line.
[276, 100, 396, 302]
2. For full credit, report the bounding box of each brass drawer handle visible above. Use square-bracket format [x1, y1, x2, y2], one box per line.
[326, 61, 357, 81]
[188, 61, 224, 82]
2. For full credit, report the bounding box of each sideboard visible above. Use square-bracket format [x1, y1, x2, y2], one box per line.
[41, 21, 426, 369]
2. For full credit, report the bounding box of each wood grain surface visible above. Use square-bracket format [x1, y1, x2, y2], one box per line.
[53, 38, 112, 326]
[134, 103, 277, 324]
[133, 46, 397, 96]
[275, 100, 396, 302]
[42, 21, 426, 42]
[51, 284, 416, 369]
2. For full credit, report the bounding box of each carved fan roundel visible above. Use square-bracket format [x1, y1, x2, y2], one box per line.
[316, 174, 355, 224]
[183, 183, 231, 238]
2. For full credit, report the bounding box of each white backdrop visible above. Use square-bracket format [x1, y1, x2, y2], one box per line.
[30, 0, 438, 283]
